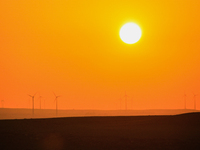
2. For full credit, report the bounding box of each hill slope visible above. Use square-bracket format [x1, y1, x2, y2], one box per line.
[0, 113, 200, 150]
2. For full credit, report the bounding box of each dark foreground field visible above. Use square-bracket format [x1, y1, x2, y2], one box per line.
[0, 113, 200, 150]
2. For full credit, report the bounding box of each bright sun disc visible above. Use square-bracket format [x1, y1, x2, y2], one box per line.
[120, 23, 142, 44]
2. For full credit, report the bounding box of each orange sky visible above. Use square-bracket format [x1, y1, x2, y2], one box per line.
[1, 0, 200, 110]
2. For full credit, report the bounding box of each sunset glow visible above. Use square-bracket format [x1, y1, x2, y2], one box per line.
[0, 0, 200, 111]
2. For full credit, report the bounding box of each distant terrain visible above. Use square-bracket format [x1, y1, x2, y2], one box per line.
[0, 112, 200, 150]
[0, 108, 199, 119]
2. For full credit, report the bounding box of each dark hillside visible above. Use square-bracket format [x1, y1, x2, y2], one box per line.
[0, 113, 200, 150]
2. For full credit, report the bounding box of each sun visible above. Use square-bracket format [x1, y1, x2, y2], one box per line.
[120, 23, 142, 44]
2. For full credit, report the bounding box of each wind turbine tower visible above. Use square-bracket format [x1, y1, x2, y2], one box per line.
[193, 93, 197, 110]
[28, 93, 37, 116]
[53, 92, 61, 116]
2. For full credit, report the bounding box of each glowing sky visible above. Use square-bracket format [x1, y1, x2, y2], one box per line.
[0, 0, 200, 110]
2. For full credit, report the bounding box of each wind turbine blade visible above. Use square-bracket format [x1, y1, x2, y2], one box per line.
[28, 94, 32, 97]
[34, 92, 37, 96]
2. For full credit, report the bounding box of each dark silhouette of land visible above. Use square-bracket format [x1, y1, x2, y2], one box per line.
[0, 112, 200, 150]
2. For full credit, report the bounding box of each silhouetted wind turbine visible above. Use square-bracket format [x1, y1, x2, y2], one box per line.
[28, 93, 37, 116]
[53, 92, 61, 116]
[193, 93, 197, 110]
[124, 92, 128, 110]
[1, 100, 4, 108]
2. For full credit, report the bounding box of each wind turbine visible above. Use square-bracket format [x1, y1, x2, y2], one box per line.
[28, 93, 37, 116]
[124, 91, 128, 110]
[184, 93, 187, 109]
[1, 100, 4, 108]
[193, 93, 197, 110]
[53, 92, 61, 116]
